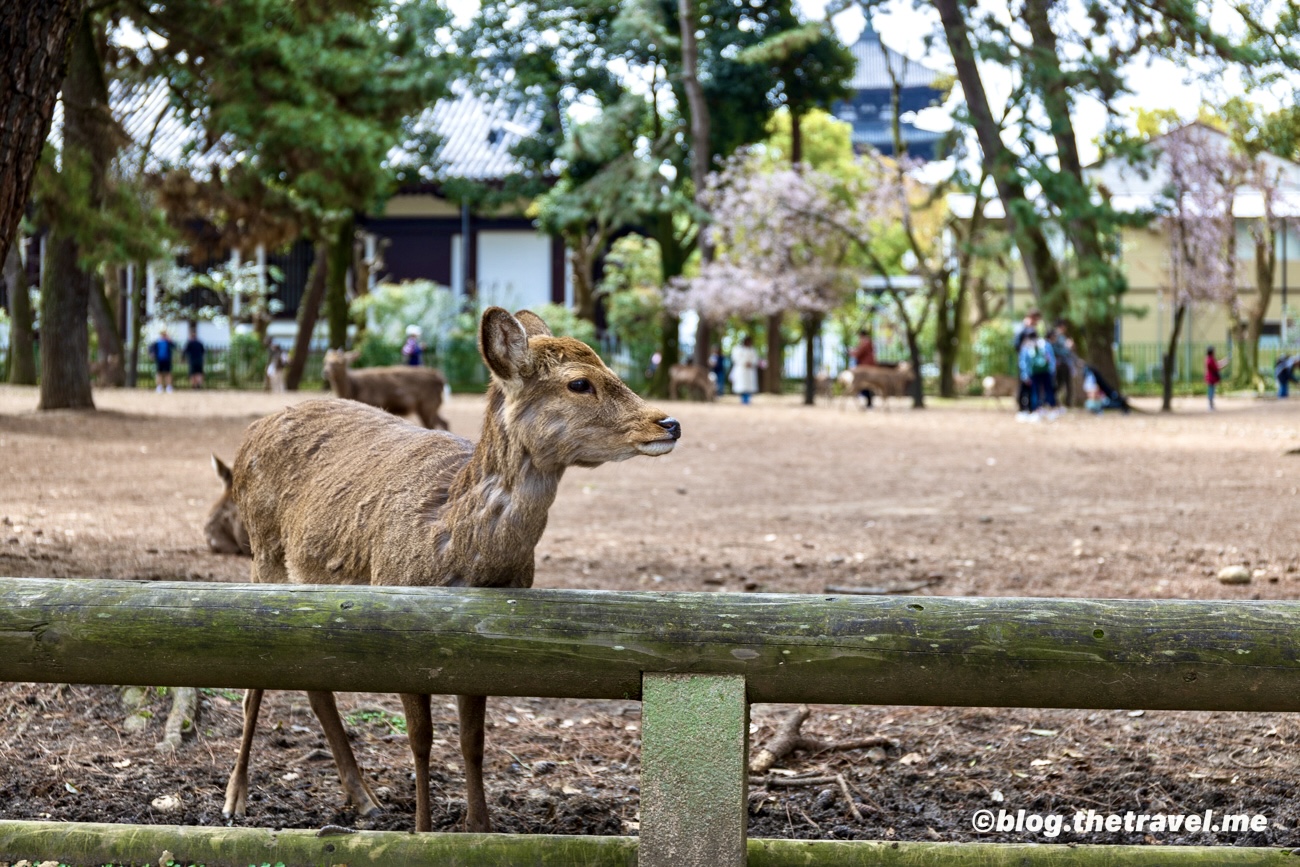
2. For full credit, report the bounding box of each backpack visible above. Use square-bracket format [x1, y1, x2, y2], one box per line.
[1029, 342, 1050, 375]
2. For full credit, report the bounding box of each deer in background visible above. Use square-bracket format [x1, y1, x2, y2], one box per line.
[204, 455, 250, 556]
[222, 307, 681, 832]
[323, 348, 449, 430]
[668, 361, 715, 401]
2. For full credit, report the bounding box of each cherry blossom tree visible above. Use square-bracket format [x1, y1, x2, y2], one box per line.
[668, 151, 893, 402]
[1158, 127, 1244, 411]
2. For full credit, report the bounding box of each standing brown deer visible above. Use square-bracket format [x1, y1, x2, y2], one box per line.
[323, 348, 450, 430]
[222, 307, 681, 832]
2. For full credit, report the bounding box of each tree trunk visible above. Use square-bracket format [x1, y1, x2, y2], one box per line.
[4, 239, 36, 385]
[887, 291, 925, 409]
[935, 281, 957, 398]
[801, 312, 821, 405]
[285, 242, 327, 392]
[1238, 228, 1277, 391]
[87, 276, 125, 386]
[325, 218, 353, 351]
[765, 312, 783, 394]
[1021, 0, 1122, 388]
[1161, 302, 1187, 413]
[933, 0, 1064, 316]
[125, 265, 143, 387]
[38, 11, 110, 410]
[39, 231, 94, 409]
[0, 0, 83, 262]
[678, 0, 714, 371]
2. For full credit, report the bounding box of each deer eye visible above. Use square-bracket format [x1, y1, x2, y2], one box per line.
[568, 378, 594, 394]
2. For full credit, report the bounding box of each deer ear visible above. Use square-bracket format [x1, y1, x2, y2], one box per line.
[479, 307, 532, 381]
[514, 309, 553, 338]
[212, 454, 234, 490]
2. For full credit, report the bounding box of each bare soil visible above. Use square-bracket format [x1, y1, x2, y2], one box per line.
[2, 384, 1300, 847]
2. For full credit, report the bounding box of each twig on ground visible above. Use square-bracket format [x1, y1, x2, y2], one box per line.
[836, 772, 864, 821]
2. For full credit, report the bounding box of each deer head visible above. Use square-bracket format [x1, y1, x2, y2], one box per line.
[205, 455, 250, 556]
[479, 308, 680, 471]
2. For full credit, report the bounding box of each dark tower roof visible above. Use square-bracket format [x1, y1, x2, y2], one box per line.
[833, 22, 946, 160]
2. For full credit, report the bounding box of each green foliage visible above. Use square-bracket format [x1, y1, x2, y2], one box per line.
[973, 319, 1017, 377]
[351, 280, 458, 347]
[137, 0, 452, 235]
[31, 144, 173, 273]
[601, 236, 667, 360]
[354, 333, 402, 368]
[532, 303, 598, 347]
[345, 708, 407, 734]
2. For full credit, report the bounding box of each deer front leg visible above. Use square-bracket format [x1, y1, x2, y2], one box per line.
[457, 694, 491, 832]
[400, 693, 434, 832]
[223, 688, 264, 818]
[306, 690, 383, 817]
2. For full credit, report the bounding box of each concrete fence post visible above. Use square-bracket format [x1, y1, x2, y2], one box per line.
[639, 673, 748, 867]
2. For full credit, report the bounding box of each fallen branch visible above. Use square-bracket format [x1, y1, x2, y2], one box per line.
[825, 576, 943, 595]
[749, 705, 810, 773]
[749, 705, 897, 774]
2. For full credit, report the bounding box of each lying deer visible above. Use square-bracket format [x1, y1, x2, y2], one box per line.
[222, 307, 681, 832]
[204, 455, 250, 556]
[323, 348, 449, 430]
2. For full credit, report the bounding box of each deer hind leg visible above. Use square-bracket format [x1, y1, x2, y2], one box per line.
[306, 690, 382, 817]
[457, 694, 491, 832]
[222, 688, 264, 817]
[400, 693, 434, 832]
[418, 400, 450, 431]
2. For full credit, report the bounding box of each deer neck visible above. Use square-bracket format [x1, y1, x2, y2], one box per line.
[429, 388, 562, 588]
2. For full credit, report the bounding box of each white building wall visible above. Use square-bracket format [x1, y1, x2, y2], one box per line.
[475, 230, 552, 310]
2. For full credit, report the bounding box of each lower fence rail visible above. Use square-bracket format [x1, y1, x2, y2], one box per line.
[2, 577, 1300, 866]
[0, 822, 1293, 867]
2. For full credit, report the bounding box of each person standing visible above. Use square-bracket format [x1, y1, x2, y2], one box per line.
[401, 325, 423, 366]
[729, 336, 759, 405]
[709, 344, 727, 396]
[1276, 354, 1296, 399]
[1018, 328, 1058, 417]
[182, 324, 206, 389]
[1048, 320, 1076, 408]
[1012, 310, 1042, 417]
[150, 328, 176, 393]
[849, 328, 877, 408]
[1205, 346, 1228, 411]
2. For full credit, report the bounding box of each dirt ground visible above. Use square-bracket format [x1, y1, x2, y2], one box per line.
[3, 384, 1300, 848]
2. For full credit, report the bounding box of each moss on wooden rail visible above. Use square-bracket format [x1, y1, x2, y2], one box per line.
[2, 577, 1300, 710]
[0, 822, 1294, 867]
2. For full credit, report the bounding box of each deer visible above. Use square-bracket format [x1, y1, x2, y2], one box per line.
[667, 361, 715, 401]
[981, 373, 1019, 405]
[204, 455, 251, 556]
[322, 348, 450, 430]
[840, 363, 915, 410]
[222, 307, 681, 833]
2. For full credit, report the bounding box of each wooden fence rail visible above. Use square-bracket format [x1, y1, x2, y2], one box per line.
[1, 576, 1299, 866]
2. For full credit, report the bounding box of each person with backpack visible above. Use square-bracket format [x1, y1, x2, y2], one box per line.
[1275, 354, 1297, 399]
[1018, 328, 1058, 418]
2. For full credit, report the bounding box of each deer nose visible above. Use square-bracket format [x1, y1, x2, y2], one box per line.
[657, 417, 682, 440]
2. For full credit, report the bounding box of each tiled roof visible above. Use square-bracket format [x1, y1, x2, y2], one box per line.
[848, 23, 943, 91]
[52, 79, 537, 184]
[408, 83, 543, 183]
